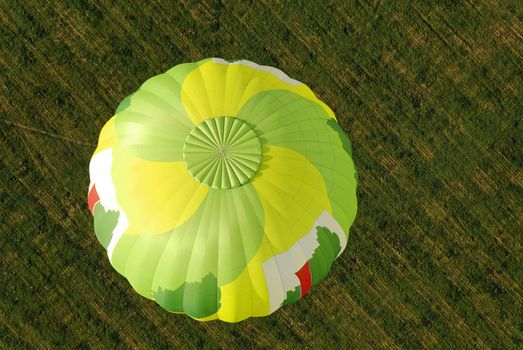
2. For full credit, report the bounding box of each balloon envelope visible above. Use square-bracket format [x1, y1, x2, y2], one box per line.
[88, 58, 358, 322]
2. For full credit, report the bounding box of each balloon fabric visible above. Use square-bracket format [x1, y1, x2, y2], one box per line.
[88, 58, 358, 322]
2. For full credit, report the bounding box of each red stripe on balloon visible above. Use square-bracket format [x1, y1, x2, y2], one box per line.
[88, 184, 100, 215]
[295, 261, 312, 298]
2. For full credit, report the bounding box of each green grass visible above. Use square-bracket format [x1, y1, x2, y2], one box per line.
[1, 0, 522, 348]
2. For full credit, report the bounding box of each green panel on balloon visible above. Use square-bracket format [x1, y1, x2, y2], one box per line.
[155, 273, 221, 318]
[309, 226, 342, 285]
[93, 203, 119, 249]
[88, 57, 358, 322]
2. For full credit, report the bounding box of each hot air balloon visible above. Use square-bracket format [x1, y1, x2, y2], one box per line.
[88, 58, 358, 322]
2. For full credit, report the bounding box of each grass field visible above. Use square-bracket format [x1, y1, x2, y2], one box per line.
[1, 0, 522, 349]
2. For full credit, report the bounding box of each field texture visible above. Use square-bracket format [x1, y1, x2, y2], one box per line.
[1, 0, 522, 349]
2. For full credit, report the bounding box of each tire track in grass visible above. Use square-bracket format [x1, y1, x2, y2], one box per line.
[1, 120, 95, 147]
